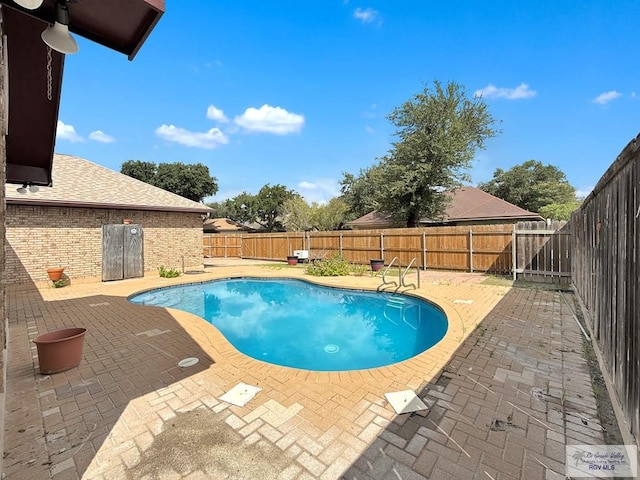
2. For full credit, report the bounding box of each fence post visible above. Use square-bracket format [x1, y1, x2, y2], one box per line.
[512, 224, 517, 281]
[224, 235, 227, 258]
[339, 233, 343, 256]
[469, 229, 474, 273]
[422, 231, 427, 270]
[380, 233, 384, 259]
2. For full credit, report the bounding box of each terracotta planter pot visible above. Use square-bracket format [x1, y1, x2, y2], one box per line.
[46, 267, 65, 281]
[287, 256, 298, 265]
[370, 259, 385, 272]
[33, 327, 87, 374]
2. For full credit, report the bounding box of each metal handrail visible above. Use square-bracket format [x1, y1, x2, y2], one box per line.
[381, 257, 398, 287]
[400, 258, 419, 289]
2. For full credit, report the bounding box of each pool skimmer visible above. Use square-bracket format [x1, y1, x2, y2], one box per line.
[384, 390, 428, 414]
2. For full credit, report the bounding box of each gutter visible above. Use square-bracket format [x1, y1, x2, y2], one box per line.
[6, 197, 213, 214]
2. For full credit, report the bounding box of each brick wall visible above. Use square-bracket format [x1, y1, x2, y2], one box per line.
[6, 205, 204, 285]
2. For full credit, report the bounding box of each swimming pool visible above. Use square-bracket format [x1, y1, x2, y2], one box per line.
[130, 278, 448, 371]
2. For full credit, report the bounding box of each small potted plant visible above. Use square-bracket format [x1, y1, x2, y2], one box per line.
[287, 255, 299, 266]
[370, 259, 385, 272]
[46, 267, 65, 281]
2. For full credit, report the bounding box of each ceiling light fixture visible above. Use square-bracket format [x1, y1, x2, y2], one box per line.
[13, 0, 44, 9]
[17, 183, 40, 193]
[41, 2, 79, 55]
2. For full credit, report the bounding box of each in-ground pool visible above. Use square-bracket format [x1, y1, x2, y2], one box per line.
[130, 278, 448, 371]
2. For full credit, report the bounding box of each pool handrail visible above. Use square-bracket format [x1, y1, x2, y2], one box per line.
[400, 258, 420, 290]
[381, 257, 398, 287]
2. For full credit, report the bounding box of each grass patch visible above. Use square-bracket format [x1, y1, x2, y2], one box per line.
[480, 275, 513, 287]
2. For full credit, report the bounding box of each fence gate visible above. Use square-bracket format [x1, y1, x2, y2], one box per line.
[102, 224, 144, 281]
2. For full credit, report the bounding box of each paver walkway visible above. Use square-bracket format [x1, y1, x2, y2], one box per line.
[3, 265, 613, 479]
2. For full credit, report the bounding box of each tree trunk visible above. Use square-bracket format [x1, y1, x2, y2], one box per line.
[406, 210, 420, 227]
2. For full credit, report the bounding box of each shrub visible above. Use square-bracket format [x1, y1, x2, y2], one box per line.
[51, 279, 65, 288]
[306, 254, 351, 276]
[158, 265, 180, 278]
[351, 263, 369, 276]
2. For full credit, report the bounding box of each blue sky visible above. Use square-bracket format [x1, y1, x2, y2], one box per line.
[56, 0, 639, 204]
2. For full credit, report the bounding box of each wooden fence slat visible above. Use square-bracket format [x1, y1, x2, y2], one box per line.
[571, 133, 640, 442]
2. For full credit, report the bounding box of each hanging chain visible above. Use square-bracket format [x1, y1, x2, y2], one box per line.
[46, 46, 53, 101]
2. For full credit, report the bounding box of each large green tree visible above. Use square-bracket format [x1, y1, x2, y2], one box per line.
[478, 160, 576, 213]
[311, 198, 349, 231]
[214, 184, 297, 232]
[342, 81, 499, 227]
[121, 160, 218, 202]
[210, 192, 257, 224]
[281, 197, 313, 232]
[339, 167, 384, 221]
[254, 184, 297, 232]
[538, 201, 582, 221]
[121, 160, 157, 184]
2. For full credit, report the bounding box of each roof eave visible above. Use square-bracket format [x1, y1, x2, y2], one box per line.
[6, 198, 213, 214]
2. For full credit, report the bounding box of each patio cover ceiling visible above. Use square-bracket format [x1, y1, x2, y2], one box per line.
[1, 0, 164, 187]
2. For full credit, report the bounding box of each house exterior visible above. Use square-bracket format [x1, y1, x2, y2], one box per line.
[346, 186, 543, 229]
[5, 154, 212, 285]
[0, 1, 164, 470]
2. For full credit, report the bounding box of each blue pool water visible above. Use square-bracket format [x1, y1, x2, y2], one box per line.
[129, 278, 448, 371]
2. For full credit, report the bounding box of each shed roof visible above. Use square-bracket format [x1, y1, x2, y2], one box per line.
[6, 154, 213, 214]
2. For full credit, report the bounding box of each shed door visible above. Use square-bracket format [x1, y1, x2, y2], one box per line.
[102, 224, 144, 281]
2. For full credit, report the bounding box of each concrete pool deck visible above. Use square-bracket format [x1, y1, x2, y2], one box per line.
[4, 263, 613, 479]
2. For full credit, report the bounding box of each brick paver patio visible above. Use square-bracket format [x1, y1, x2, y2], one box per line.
[4, 265, 610, 479]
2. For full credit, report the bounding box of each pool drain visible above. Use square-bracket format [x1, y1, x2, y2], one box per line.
[324, 344, 340, 354]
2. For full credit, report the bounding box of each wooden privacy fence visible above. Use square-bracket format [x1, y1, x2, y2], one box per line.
[571, 133, 640, 442]
[203, 221, 570, 283]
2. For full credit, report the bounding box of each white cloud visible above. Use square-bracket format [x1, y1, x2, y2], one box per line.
[155, 124, 229, 149]
[56, 121, 83, 142]
[365, 126, 374, 133]
[354, 7, 380, 24]
[474, 83, 537, 100]
[631, 91, 637, 99]
[576, 186, 593, 199]
[592, 90, 622, 105]
[206, 105, 229, 123]
[234, 104, 304, 135]
[88, 130, 115, 143]
[297, 179, 341, 204]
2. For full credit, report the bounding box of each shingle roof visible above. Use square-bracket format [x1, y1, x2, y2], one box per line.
[432, 186, 542, 223]
[203, 218, 249, 232]
[346, 186, 542, 227]
[5, 154, 213, 214]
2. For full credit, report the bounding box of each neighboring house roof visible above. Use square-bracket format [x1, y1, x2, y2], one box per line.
[345, 211, 400, 229]
[346, 186, 542, 228]
[427, 186, 543, 223]
[5, 154, 213, 214]
[203, 218, 250, 233]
